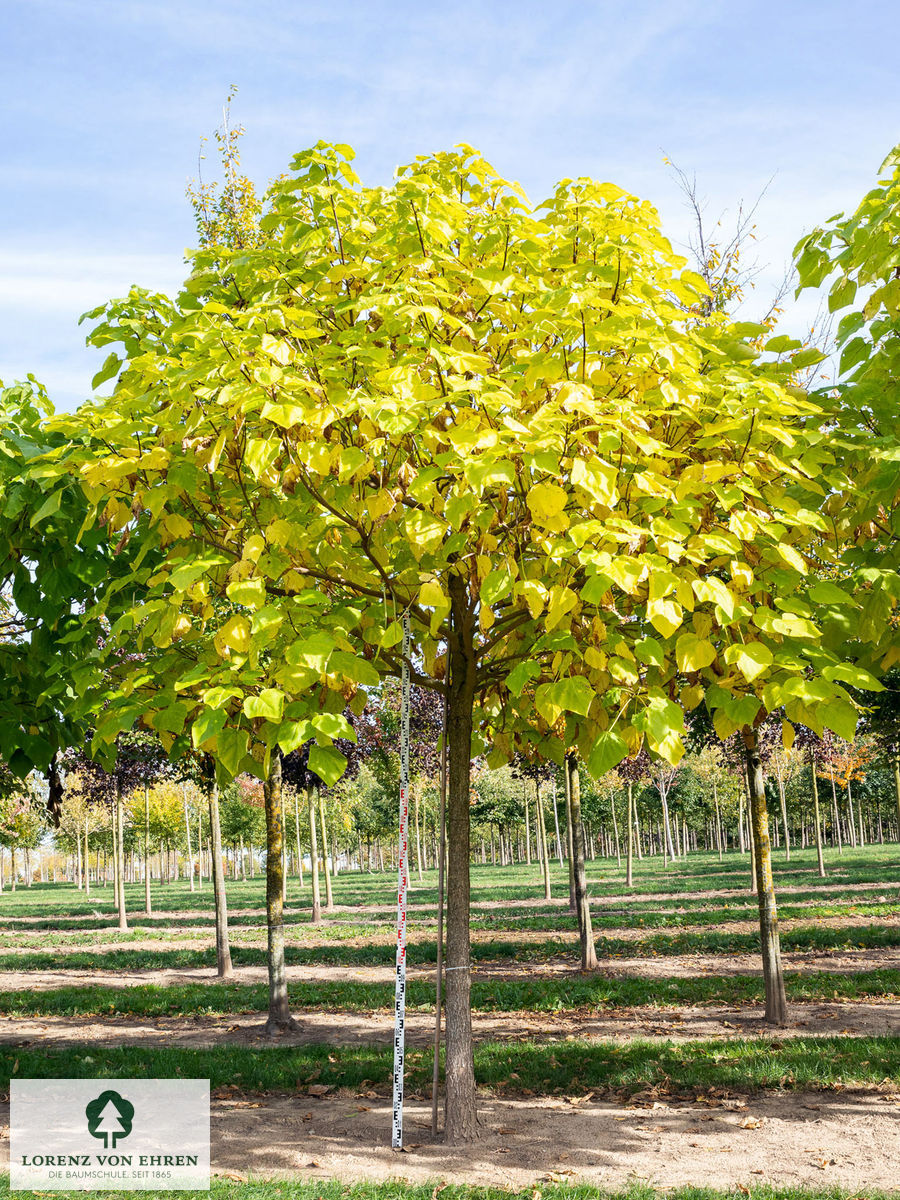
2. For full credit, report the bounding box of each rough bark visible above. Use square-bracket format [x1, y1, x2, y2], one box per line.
[443, 574, 478, 1144]
[264, 754, 297, 1034]
[566, 753, 597, 971]
[207, 771, 233, 980]
[742, 726, 787, 1026]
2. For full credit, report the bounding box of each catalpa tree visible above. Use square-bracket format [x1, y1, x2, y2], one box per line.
[59, 143, 884, 1138]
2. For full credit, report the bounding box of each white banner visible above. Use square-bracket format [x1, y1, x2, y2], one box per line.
[11, 1079, 210, 1190]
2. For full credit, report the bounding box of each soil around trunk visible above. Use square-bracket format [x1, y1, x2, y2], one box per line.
[0, 944, 894, 992]
[2, 1088, 899, 1191]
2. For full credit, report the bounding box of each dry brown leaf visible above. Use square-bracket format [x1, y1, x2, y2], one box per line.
[308, 1084, 331, 1097]
[741, 1117, 763, 1129]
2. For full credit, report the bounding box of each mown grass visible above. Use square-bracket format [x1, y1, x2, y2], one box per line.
[1, 922, 897, 973]
[0, 967, 896, 1019]
[2, 845, 897, 920]
[1, 1034, 898, 1095]
[1, 1182, 896, 1200]
[1, 895, 897, 948]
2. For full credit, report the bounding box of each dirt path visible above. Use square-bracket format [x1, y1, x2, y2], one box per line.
[1, 995, 897, 1049]
[0, 945, 895, 993]
[0, 911, 895, 957]
[3, 1088, 899, 1190]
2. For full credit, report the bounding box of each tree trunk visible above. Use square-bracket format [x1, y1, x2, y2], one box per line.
[84, 824, 90, 896]
[293, 791, 304, 887]
[184, 786, 195, 893]
[742, 727, 787, 1026]
[264, 754, 296, 1034]
[414, 786, 424, 883]
[811, 761, 826, 878]
[893, 756, 900, 844]
[773, 756, 790, 861]
[116, 783, 128, 930]
[566, 753, 597, 971]
[307, 789, 322, 923]
[318, 790, 334, 910]
[197, 812, 204, 888]
[207, 772, 233, 979]
[443, 576, 478, 1144]
[659, 782, 677, 862]
[610, 788, 621, 868]
[536, 780, 552, 901]
[551, 776, 564, 864]
[564, 764, 576, 911]
[713, 781, 723, 861]
[829, 766, 843, 853]
[626, 781, 634, 887]
[143, 785, 152, 916]
[523, 782, 531, 865]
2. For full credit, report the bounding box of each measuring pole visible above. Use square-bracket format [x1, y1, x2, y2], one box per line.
[391, 614, 411, 1149]
[431, 648, 450, 1135]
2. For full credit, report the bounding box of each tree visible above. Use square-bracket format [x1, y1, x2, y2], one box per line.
[58, 140, 890, 1134]
[0, 380, 145, 820]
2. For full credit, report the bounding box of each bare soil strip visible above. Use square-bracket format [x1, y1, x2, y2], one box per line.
[1, 995, 898, 1048]
[0, 946, 896, 993]
[3, 1089, 899, 1191]
[0, 912, 895, 957]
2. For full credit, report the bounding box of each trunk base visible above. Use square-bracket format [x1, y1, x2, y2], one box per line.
[263, 1014, 301, 1038]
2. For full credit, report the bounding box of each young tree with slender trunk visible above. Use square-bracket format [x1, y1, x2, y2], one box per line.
[742, 726, 787, 1024]
[263, 754, 297, 1033]
[566, 752, 597, 970]
[206, 768, 233, 980]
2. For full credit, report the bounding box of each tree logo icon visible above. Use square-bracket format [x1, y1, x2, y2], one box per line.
[85, 1090, 134, 1149]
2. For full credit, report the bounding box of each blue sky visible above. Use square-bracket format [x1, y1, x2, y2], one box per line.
[2, 0, 899, 411]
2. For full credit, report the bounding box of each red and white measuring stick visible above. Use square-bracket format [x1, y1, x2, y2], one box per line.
[391, 614, 411, 1150]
